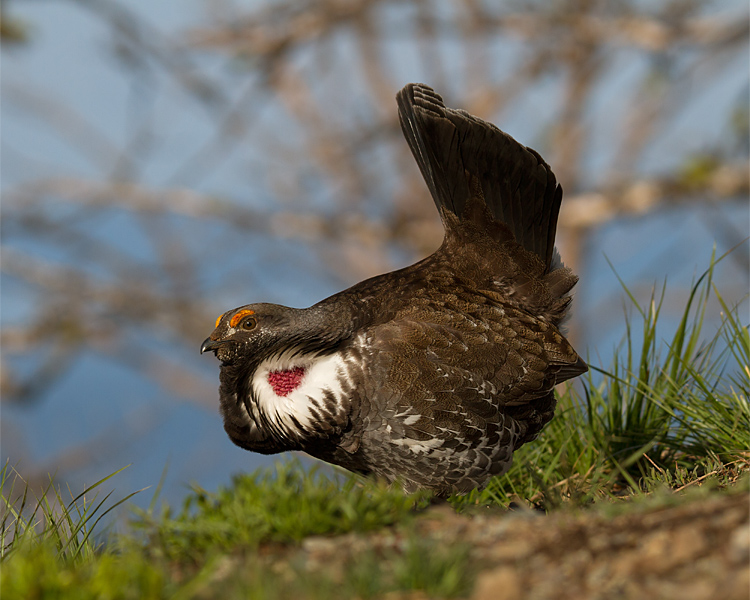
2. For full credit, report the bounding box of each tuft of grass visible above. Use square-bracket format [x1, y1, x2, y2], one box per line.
[1, 463, 150, 599]
[590, 248, 749, 472]
[1, 462, 140, 563]
[3, 541, 169, 600]
[131, 460, 431, 563]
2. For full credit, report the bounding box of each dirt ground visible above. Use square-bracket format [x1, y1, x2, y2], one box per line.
[297, 489, 749, 600]
[462, 491, 748, 600]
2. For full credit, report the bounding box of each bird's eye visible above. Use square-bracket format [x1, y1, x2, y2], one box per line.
[240, 316, 257, 330]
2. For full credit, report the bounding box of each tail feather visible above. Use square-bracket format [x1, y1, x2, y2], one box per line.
[397, 83, 562, 273]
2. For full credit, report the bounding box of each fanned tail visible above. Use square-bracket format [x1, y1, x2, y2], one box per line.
[397, 83, 562, 273]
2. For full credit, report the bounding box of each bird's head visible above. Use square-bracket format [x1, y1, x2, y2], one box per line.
[200, 303, 298, 367]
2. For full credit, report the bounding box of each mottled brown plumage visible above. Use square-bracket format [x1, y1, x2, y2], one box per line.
[201, 83, 587, 496]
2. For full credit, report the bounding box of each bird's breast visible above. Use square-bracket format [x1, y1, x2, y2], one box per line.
[249, 350, 353, 439]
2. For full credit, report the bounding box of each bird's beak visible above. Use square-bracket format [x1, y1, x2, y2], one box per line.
[200, 337, 222, 354]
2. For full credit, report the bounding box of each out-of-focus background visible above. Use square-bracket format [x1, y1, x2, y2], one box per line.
[2, 0, 748, 515]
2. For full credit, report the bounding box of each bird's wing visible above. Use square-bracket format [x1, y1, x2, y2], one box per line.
[334, 303, 578, 493]
[353, 298, 579, 448]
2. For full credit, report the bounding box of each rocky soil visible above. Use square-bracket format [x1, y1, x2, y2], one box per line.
[295, 489, 749, 600]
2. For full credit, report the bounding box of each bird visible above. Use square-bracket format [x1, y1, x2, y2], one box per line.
[201, 83, 587, 497]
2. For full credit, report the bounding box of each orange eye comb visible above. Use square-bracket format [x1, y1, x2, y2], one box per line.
[214, 314, 223, 328]
[229, 309, 255, 329]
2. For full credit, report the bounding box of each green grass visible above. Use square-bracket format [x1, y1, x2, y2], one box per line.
[2, 252, 748, 598]
[0, 463, 140, 563]
[1, 464, 444, 600]
[130, 462, 431, 562]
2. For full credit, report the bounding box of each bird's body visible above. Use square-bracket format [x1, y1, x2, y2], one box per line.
[202, 84, 587, 496]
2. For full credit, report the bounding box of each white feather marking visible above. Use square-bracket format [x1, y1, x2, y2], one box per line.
[402, 414, 421, 426]
[250, 350, 348, 433]
[391, 436, 444, 454]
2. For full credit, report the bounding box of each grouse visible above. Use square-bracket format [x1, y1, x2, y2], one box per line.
[201, 83, 587, 496]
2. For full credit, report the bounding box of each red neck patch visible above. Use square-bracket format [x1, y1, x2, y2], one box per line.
[267, 366, 306, 397]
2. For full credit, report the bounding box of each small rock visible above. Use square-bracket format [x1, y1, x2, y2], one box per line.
[472, 567, 521, 600]
[729, 523, 750, 564]
[485, 540, 535, 562]
[301, 535, 338, 558]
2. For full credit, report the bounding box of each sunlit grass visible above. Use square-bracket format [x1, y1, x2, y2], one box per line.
[0, 463, 140, 563]
[130, 461, 430, 562]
